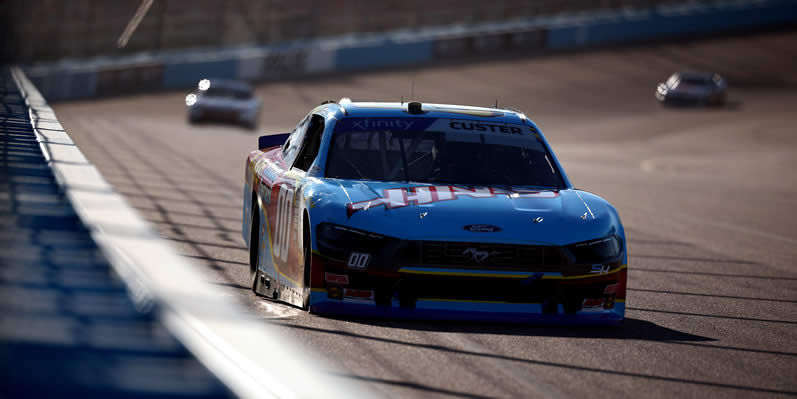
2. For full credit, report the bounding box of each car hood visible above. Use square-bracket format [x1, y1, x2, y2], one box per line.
[307, 180, 623, 246]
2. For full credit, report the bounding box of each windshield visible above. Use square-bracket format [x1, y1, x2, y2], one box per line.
[679, 76, 713, 86]
[326, 124, 566, 188]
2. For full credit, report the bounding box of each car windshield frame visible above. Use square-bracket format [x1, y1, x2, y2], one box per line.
[324, 124, 567, 189]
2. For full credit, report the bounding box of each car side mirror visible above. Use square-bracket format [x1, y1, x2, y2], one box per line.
[258, 133, 290, 150]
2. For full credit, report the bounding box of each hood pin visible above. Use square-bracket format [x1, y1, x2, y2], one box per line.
[419, 212, 428, 219]
[533, 216, 544, 223]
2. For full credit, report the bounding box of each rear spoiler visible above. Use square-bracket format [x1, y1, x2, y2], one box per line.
[258, 133, 290, 150]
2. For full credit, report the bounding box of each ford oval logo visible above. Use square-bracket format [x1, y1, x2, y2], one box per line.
[464, 224, 501, 233]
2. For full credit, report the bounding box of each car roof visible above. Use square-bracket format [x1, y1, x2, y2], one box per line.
[203, 79, 253, 91]
[321, 101, 533, 125]
[675, 72, 718, 80]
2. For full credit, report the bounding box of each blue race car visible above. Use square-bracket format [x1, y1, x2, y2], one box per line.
[242, 100, 627, 324]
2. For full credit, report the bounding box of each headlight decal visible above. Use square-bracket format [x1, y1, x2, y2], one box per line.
[567, 235, 623, 265]
[315, 222, 402, 270]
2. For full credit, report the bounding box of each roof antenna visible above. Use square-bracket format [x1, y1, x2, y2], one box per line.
[411, 80, 414, 101]
[494, 99, 499, 108]
[401, 95, 404, 105]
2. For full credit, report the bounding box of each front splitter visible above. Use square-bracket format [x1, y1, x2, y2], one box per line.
[309, 291, 625, 325]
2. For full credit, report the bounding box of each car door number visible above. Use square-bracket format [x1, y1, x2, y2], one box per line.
[273, 185, 294, 263]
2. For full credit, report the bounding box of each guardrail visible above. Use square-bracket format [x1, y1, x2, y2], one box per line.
[23, 0, 797, 102]
[9, 66, 375, 398]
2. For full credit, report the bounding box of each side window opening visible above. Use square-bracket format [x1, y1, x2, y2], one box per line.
[282, 115, 310, 166]
[293, 115, 325, 172]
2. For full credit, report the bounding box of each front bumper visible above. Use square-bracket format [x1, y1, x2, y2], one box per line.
[308, 253, 626, 325]
[190, 105, 257, 125]
[657, 91, 725, 105]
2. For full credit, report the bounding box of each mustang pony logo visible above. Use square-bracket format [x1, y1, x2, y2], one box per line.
[347, 185, 559, 216]
[462, 248, 499, 263]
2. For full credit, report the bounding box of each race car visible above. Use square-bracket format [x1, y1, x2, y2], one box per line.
[186, 78, 260, 129]
[655, 72, 727, 106]
[242, 100, 627, 324]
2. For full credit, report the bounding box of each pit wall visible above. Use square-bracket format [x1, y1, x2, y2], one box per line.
[24, 0, 797, 102]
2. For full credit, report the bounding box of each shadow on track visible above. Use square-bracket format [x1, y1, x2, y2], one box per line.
[275, 320, 797, 396]
[632, 267, 797, 280]
[311, 316, 711, 342]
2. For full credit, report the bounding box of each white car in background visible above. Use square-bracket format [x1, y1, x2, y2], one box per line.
[186, 79, 261, 129]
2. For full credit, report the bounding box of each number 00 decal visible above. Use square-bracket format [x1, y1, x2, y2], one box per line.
[347, 252, 371, 269]
[273, 185, 294, 263]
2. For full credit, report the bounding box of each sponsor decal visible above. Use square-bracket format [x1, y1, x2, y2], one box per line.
[324, 272, 349, 285]
[604, 283, 618, 294]
[336, 117, 435, 132]
[351, 119, 415, 130]
[462, 248, 499, 263]
[464, 224, 501, 233]
[347, 185, 558, 215]
[335, 117, 533, 136]
[449, 121, 523, 135]
[254, 156, 282, 186]
[344, 288, 374, 300]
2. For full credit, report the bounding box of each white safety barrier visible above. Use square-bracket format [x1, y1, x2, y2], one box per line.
[10, 66, 375, 399]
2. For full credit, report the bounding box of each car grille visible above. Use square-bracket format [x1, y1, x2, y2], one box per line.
[400, 241, 566, 272]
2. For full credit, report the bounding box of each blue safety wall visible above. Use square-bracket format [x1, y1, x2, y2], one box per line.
[334, 40, 435, 70]
[547, 1, 797, 48]
[22, 0, 797, 101]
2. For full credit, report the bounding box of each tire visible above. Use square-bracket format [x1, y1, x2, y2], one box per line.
[249, 196, 262, 295]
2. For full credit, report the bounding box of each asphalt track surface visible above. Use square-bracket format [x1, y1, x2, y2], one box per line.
[54, 31, 797, 398]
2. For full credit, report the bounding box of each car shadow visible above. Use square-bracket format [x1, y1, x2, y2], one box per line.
[660, 99, 743, 111]
[318, 316, 712, 342]
[187, 119, 258, 132]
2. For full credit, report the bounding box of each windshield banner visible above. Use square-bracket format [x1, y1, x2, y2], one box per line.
[335, 117, 533, 137]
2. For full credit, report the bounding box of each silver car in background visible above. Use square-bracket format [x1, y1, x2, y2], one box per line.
[656, 72, 727, 106]
[186, 79, 261, 129]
